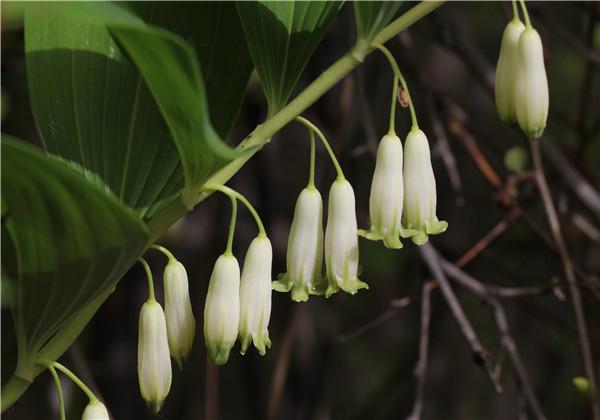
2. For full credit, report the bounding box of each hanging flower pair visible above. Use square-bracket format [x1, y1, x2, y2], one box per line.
[202, 185, 272, 365]
[359, 45, 447, 249]
[273, 117, 367, 302]
[137, 248, 195, 413]
[495, 0, 548, 139]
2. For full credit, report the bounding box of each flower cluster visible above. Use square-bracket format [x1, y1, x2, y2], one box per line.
[495, 2, 548, 139]
[136, 251, 195, 413]
[273, 117, 367, 301]
[202, 186, 273, 365]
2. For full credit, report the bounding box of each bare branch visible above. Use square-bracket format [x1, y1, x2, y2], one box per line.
[530, 140, 600, 420]
[406, 282, 433, 420]
[419, 243, 503, 394]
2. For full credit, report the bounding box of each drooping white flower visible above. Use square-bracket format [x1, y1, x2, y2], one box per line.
[138, 299, 172, 413]
[163, 259, 195, 369]
[203, 254, 240, 365]
[324, 178, 368, 297]
[515, 26, 549, 139]
[359, 133, 410, 249]
[402, 128, 448, 245]
[82, 399, 109, 420]
[239, 235, 272, 355]
[273, 187, 325, 301]
[495, 18, 526, 124]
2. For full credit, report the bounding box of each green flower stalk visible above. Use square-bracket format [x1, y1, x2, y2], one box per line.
[402, 128, 448, 244]
[325, 178, 368, 297]
[82, 400, 110, 420]
[137, 299, 172, 413]
[273, 187, 325, 301]
[163, 258, 195, 369]
[239, 235, 273, 355]
[203, 253, 240, 365]
[495, 16, 525, 123]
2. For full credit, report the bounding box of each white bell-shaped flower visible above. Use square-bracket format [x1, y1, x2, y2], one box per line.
[402, 128, 448, 245]
[324, 178, 368, 297]
[359, 133, 409, 249]
[515, 27, 549, 139]
[273, 187, 325, 301]
[495, 18, 526, 124]
[239, 235, 272, 355]
[82, 399, 109, 420]
[138, 299, 172, 413]
[203, 253, 240, 365]
[163, 259, 195, 369]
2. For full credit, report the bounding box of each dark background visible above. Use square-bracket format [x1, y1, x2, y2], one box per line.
[2, 2, 600, 419]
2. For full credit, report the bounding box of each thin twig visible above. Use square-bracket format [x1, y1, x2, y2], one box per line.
[530, 139, 600, 420]
[406, 283, 432, 420]
[439, 257, 547, 420]
[419, 243, 503, 394]
[267, 310, 297, 420]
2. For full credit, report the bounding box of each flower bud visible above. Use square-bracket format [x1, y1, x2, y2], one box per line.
[138, 300, 172, 413]
[359, 134, 407, 249]
[239, 236, 272, 355]
[82, 399, 109, 420]
[203, 254, 240, 365]
[495, 19, 526, 123]
[324, 178, 368, 297]
[515, 27, 549, 139]
[273, 187, 325, 301]
[163, 259, 195, 369]
[402, 128, 448, 245]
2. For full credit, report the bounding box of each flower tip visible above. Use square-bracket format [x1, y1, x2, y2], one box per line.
[208, 346, 232, 366]
[147, 399, 165, 415]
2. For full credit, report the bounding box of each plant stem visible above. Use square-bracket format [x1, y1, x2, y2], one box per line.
[52, 362, 97, 402]
[139, 257, 155, 301]
[511, 0, 520, 21]
[374, 45, 398, 134]
[150, 244, 176, 262]
[308, 130, 316, 189]
[145, 1, 445, 242]
[530, 139, 600, 420]
[204, 183, 266, 238]
[518, 0, 532, 28]
[48, 365, 66, 420]
[225, 194, 237, 254]
[296, 116, 344, 180]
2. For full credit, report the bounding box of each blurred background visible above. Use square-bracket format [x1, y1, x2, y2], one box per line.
[2, 1, 600, 419]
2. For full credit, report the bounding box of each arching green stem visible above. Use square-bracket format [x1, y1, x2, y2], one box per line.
[51, 362, 97, 402]
[139, 257, 155, 301]
[519, 0, 532, 28]
[48, 365, 66, 420]
[204, 184, 265, 238]
[150, 244, 176, 262]
[308, 130, 316, 189]
[225, 194, 237, 254]
[375, 44, 419, 130]
[295, 116, 345, 180]
[374, 45, 400, 134]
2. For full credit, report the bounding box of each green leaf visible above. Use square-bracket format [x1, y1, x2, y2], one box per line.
[237, 1, 343, 114]
[354, 1, 402, 50]
[1, 137, 148, 378]
[25, 2, 250, 218]
[129, 3, 253, 139]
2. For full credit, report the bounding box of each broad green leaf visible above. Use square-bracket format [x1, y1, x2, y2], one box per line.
[129, 3, 253, 139]
[237, 1, 343, 114]
[354, 2, 402, 50]
[25, 2, 251, 218]
[1, 137, 148, 378]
